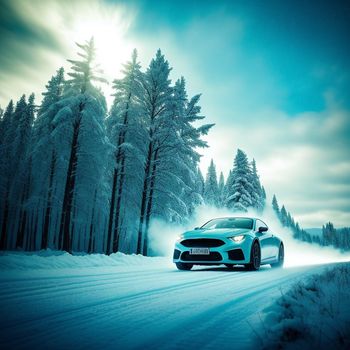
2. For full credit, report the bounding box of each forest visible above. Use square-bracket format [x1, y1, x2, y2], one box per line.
[1, 38, 349, 255]
[0, 38, 216, 255]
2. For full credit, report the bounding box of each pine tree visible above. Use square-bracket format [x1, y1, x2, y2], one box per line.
[224, 170, 233, 205]
[136, 50, 172, 255]
[150, 78, 212, 226]
[16, 93, 35, 249]
[218, 172, 225, 207]
[0, 100, 14, 249]
[29, 68, 65, 251]
[225, 149, 254, 212]
[272, 194, 280, 214]
[204, 159, 219, 207]
[106, 49, 143, 254]
[196, 168, 205, 197]
[280, 205, 288, 226]
[56, 37, 109, 253]
[250, 159, 264, 212]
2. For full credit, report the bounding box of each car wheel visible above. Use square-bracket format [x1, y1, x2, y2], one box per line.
[246, 241, 261, 271]
[175, 262, 193, 270]
[225, 264, 234, 270]
[271, 244, 284, 268]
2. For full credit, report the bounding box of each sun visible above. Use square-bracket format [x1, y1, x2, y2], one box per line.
[63, 2, 136, 103]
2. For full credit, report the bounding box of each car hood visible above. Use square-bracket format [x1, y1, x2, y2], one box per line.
[181, 228, 251, 239]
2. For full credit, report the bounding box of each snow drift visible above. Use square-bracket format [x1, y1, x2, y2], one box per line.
[0, 250, 168, 270]
[261, 263, 350, 349]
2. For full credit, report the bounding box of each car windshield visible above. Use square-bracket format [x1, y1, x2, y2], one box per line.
[201, 218, 253, 230]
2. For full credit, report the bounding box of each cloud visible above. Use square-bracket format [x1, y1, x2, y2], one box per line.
[113, 7, 350, 228]
[1, 1, 349, 229]
[199, 100, 350, 227]
[0, 0, 136, 107]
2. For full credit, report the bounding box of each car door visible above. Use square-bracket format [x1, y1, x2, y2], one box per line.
[256, 220, 274, 261]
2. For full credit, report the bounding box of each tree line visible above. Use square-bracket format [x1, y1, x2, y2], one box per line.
[0, 38, 214, 255]
[272, 195, 350, 251]
[1, 39, 347, 255]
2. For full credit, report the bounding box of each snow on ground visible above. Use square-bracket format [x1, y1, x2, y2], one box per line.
[261, 263, 350, 349]
[0, 249, 168, 270]
[0, 249, 348, 350]
[1, 205, 350, 349]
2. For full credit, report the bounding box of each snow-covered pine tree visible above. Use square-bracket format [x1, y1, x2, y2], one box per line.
[218, 172, 225, 207]
[287, 211, 293, 227]
[178, 89, 213, 215]
[151, 77, 212, 224]
[1, 94, 35, 249]
[29, 68, 65, 250]
[204, 159, 219, 207]
[272, 194, 280, 215]
[106, 49, 144, 254]
[261, 186, 266, 201]
[0, 100, 14, 249]
[196, 167, 205, 198]
[225, 149, 254, 212]
[136, 50, 173, 255]
[0, 102, 11, 147]
[280, 205, 288, 226]
[250, 159, 264, 212]
[224, 170, 233, 205]
[16, 93, 36, 250]
[54, 38, 111, 253]
[294, 222, 301, 239]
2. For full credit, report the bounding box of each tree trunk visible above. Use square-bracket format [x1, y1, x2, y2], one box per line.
[0, 189, 9, 250]
[88, 190, 97, 253]
[59, 102, 83, 253]
[143, 148, 159, 256]
[112, 106, 129, 253]
[17, 166, 31, 250]
[106, 169, 117, 254]
[41, 151, 56, 250]
[136, 139, 153, 255]
[109, 96, 131, 254]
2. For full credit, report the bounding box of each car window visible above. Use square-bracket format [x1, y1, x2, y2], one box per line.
[201, 218, 253, 230]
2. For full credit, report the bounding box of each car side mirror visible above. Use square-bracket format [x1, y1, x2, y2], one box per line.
[258, 226, 268, 233]
[194, 227, 200, 230]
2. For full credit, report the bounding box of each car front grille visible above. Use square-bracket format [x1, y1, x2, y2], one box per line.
[181, 251, 222, 261]
[180, 238, 225, 247]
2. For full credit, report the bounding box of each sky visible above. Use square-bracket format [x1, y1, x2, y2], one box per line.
[0, 0, 349, 228]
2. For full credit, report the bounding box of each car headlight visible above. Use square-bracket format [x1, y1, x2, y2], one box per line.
[229, 235, 245, 243]
[176, 235, 184, 242]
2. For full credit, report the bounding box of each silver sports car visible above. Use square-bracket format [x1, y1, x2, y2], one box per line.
[173, 217, 284, 271]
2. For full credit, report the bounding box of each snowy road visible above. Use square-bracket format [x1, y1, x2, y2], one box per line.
[0, 259, 330, 350]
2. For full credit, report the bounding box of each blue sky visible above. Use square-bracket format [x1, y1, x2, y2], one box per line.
[0, 0, 349, 227]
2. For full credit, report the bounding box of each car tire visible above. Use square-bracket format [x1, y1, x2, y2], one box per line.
[175, 262, 193, 270]
[245, 241, 261, 271]
[225, 264, 234, 270]
[271, 244, 284, 268]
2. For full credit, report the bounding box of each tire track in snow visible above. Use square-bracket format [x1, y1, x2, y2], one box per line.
[0, 264, 327, 349]
[0, 269, 239, 340]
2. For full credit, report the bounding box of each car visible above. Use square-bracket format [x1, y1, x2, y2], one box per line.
[173, 217, 284, 271]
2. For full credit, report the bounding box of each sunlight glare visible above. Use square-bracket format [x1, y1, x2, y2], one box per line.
[63, 2, 135, 104]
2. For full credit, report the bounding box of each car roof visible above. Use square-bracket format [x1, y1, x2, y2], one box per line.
[204, 217, 270, 228]
[208, 216, 257, 221]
